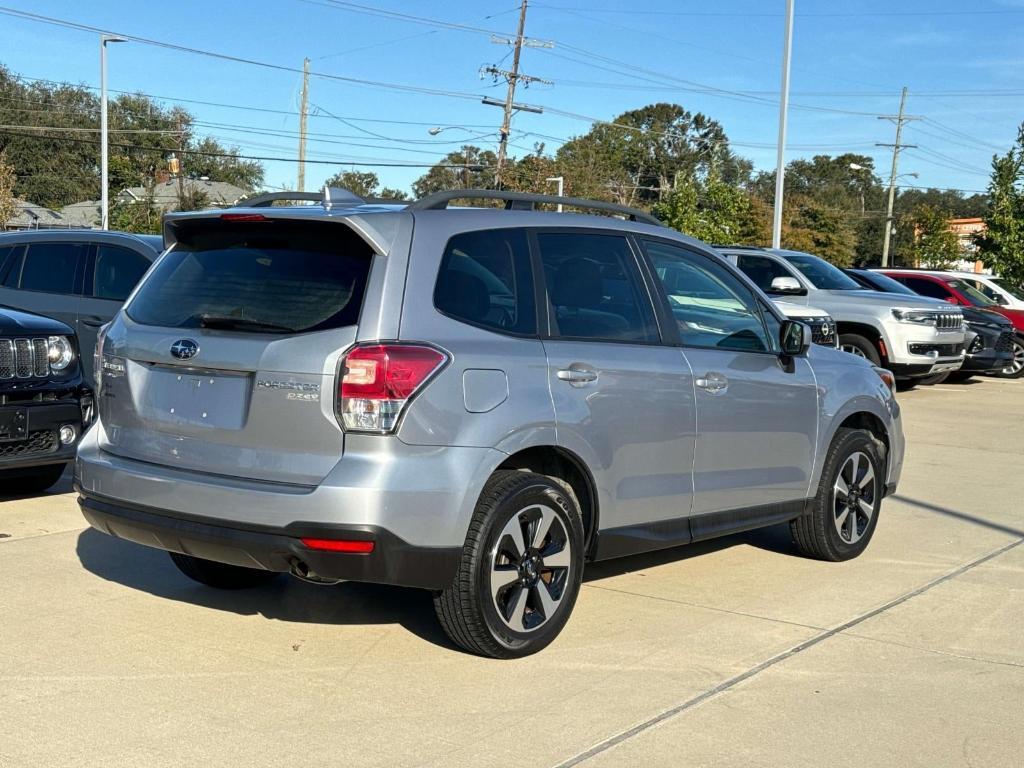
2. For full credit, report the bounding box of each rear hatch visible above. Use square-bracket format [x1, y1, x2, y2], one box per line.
[98, 216, 377, 486]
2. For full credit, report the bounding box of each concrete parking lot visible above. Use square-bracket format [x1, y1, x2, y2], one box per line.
[2, 377, 1022, 768]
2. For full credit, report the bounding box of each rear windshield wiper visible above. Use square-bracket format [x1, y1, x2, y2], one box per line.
[195, 314, 295, 333]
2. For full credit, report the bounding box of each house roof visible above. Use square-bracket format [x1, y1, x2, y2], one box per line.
[3, 200, 67, 229]
[59, 200, 101, 229]
[118, 178, 248, 210]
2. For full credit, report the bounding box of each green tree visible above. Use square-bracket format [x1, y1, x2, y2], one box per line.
[0, 66, 263, 208]
[783, 195, 857, 267]
[109, 192, 162, 234]
[324, 170, 380, 198]
[555, 103, 749, 207]
[0, 151, 15, 228]
[654, 178, 768, 245]
[905, 205, 961, 269]
[976, 123, 1024, 284]
[412, 146, 498, 198]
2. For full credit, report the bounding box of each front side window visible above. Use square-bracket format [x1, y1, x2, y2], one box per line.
[537, 231, 659, 343]
[92, 245, 151, 301]
[644, 240, 773, 353]
[127, 219, 372, 333]
[900, 277, 954, 301]
[434, 228, 536, 335]
[947, 279, 996, 307]
[780, 252, 862, 290]
[16, 243, 86, 294]
[736, 254, 797, 294]
[989, 278, 1024, 301]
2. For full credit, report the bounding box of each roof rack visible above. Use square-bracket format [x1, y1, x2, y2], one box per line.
[407, 189, 663, 227]
[237, 187, 365, 209]
[711, 244, 768, 250]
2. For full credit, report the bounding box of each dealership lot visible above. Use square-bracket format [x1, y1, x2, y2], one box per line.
[2, 378, 1022, 768]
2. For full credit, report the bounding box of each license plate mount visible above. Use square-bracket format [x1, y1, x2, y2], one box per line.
[0, 407, 29, 442]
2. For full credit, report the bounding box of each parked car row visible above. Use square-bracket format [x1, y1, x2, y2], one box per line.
[0, 188, 1011, 658]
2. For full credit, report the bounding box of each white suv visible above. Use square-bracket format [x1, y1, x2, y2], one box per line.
[717, 246, 966, 381]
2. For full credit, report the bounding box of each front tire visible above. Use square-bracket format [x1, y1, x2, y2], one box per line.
[917, 371, 950, 386]
[169, 552, 280, 590]
[996, 337, 1024, 378]
[838, 333, 881, 366]
[791, 428, 884, 561]
[434, 471, 584, 658]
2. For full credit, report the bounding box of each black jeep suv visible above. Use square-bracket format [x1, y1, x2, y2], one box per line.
[0, 308, 92, 494]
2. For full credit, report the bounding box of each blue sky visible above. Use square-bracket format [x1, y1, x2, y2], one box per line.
[1, 0, 1022, 197]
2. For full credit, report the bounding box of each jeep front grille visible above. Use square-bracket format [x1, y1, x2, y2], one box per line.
[935, 312, 963, 331]
[0, 338, 52, 379]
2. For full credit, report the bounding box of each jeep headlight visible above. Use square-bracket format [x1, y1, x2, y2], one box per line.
[890, 308, 935, 325]
[47, 335, 74, 371]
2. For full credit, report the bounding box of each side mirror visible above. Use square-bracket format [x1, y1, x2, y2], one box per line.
[770, 276, 807, 296]
[945, 296, 960, 305]
[993, 294, 1009, 306]
[780, 320, 810, 357]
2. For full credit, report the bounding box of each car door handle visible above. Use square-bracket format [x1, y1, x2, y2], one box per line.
[696, 372, 728, 394]
[557, 367, 598, 384]
[81, 316, 105, 328]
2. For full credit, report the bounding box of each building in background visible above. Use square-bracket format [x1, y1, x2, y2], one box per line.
[2, 200, 67, 230]
[948, 217, 987, 273]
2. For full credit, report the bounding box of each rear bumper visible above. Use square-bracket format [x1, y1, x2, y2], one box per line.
[78, 490, 461, 590]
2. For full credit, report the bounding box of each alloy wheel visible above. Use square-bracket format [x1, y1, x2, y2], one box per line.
[832, 451, 876, 545]
[1002, 341, 1024, 376]
[489, 504, 572, 633]
[841, 344, 867, 359]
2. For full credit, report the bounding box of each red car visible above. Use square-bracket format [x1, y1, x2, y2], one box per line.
[879, 270, 1024, 377]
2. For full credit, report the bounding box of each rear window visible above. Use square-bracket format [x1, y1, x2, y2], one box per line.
[126, 219, 373, 333]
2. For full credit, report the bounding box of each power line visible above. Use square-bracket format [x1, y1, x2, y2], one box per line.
[531, 2, 1024, 17]
[0, 6, 489, 103]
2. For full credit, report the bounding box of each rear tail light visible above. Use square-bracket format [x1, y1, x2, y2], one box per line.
[338, 343, 448, 433]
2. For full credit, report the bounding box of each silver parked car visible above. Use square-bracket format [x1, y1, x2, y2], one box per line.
[76, 189, 905, 658]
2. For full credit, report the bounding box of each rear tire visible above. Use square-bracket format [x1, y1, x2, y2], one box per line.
[169, 552, 280, 590]
[434, 471, 584, 658]
[0, 463, 67, 496]
[838, 333, 881, 366]
[791, 428, 883, 562]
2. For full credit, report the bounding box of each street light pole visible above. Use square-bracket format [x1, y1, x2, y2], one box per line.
[546, 176, 563, 212]
[771, 0, 795, 249]
[100, 34, 126, 230]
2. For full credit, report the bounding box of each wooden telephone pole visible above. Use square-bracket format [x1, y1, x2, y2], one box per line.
[297, 57, 310, 192]
[482, 0, 548, 187]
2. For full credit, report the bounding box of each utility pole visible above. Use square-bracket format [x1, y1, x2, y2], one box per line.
[483, 0, 548, 186]
[771, 0, 795, 249]
[877, 87, 920, 267]
[99, 35, 126, 230]
[297, 57, 310, 192]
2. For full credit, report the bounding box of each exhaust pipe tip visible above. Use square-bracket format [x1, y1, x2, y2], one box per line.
[289, 558, 343, 586]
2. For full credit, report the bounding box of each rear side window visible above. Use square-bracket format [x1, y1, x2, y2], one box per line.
[127, 220, 373, 333]
[537, 231, 659, 343]
[899, 277, 953, 300]
[92, 244, 151, 301]
[434, 228, 536, 335]
[9, 243, 85, 294]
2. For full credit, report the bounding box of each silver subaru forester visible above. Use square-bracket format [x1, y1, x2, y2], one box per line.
[76, 188, 905, 658]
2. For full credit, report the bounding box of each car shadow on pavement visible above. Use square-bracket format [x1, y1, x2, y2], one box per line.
[74, 529, 458, 651]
